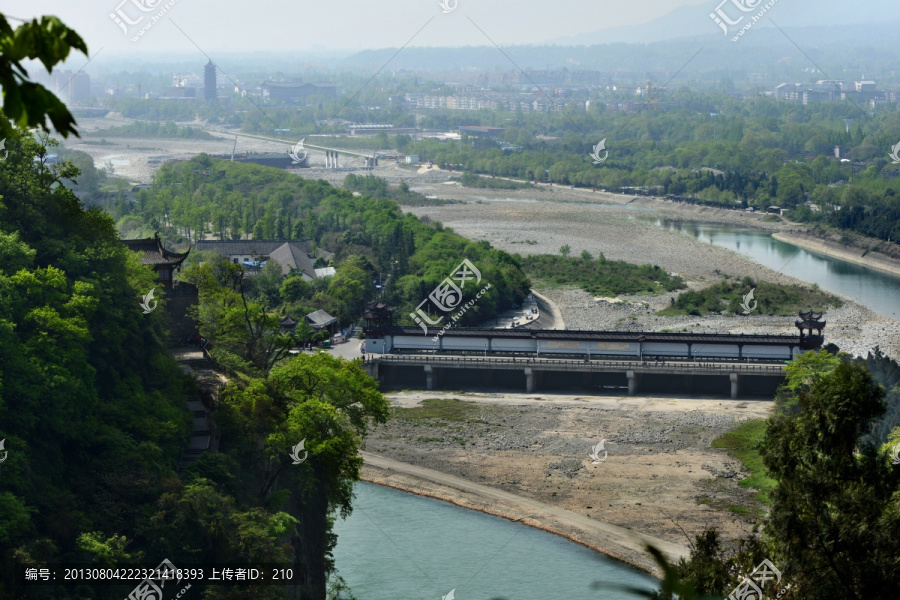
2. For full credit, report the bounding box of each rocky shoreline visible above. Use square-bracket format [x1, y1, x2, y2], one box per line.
[397, 192, 899, 361]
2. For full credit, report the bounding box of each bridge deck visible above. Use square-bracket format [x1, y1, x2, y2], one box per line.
[364, 355, 785, 375]
[372, 326, 815, 347]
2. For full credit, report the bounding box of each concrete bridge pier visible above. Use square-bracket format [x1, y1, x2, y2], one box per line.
[730, 373, 739, 399]
[626, 370, 637, 395]
[525, 367, 535, 393]
[425, 365, 434, 390]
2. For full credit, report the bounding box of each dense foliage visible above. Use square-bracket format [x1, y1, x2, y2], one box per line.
[658, 277, 843, 316]
[205, 352, 389, 599]
[660, 351, 900, 599]
[342, 173, 458, 206]
[657, 355, 900, 600]
[0, 14, 87, 138]
[459, 172, 535, 190]
[0, 130, 198, 598]
[92, 121, 215, 140]
[109, 156, 531, 330]
[521, 252, 686, 297]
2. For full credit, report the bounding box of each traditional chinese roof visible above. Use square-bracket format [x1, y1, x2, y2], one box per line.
[362, 302, 397, 320]
[195, 239, 317, 278]
[306, 309, 337, 329]
[279, 316, 299, 328]
[195, 239, 312, 256]
[268, 242, 316, 279]
[122, 232, 189, 267]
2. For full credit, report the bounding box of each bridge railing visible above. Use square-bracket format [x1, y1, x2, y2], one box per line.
[363, 354, 785, 373]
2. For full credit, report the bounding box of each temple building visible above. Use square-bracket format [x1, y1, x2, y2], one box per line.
[122, 232, 197, 339]
[122, 232, 190, 288]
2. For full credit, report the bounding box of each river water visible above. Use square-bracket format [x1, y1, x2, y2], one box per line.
[642, 217, 900, 318]
[332, 482, 658, 599]
[334, 209, 900, 599]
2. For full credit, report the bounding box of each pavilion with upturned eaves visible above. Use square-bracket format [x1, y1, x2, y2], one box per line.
[796, 310, 826, 347]
[122, 232, 190, 288]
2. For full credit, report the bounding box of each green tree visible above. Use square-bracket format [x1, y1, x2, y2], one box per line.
[183, 257, 293, 375]
[775, 349, 841, 413]
[0, 14, 87, 138]
[760, 361, 899, 599]
[281, 276, 312, 303]
[216, 353, 390, 600]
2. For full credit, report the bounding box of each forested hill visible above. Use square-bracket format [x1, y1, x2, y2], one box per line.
[114, 154, 531, 329]
[0, 134, 198, 596]
[1, 135, 403, 600]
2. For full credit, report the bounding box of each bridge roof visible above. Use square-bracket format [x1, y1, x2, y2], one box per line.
[379, 327, 813, 346]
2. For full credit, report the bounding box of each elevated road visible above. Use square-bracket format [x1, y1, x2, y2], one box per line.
[204, 127, 375, 159]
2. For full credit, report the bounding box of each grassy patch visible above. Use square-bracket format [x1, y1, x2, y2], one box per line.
[343, 173, 461, 206]
[93, 121, 215, 139]
[522, 254, 686, 297]
[392, 398, 488, 424]
[460, 172, 534, 190]
[711, 419, 775, 505]
[657, 277, 842, 317]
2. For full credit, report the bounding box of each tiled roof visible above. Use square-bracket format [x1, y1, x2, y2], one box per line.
[268, 243, 316, 278]
[306, 309, 337, 328]
[122, 233, 189, 267]
[195, 239, 312, 256]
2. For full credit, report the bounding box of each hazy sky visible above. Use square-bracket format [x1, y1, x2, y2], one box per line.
[7, 0, 710, 55]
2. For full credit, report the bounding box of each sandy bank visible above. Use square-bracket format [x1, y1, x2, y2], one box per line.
[363, 391, 773, 579]
[772, 232, 900, 278]
[360, 451, 687, 577]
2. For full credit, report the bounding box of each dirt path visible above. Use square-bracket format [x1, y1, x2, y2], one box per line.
[361, 451, 689, 576]
[362, 390, 772, 577]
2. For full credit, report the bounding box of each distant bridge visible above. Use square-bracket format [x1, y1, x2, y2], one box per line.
[205, 129, 378, 167]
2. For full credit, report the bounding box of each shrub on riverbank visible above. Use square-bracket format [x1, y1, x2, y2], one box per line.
[657, 278, 842, 317]
[460, 171, 535, 190]
[521, 253, 686, 297]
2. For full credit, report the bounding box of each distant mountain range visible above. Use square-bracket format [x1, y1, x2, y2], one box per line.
[549, 0, 899, 45]
[339, 17, 900, 81]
